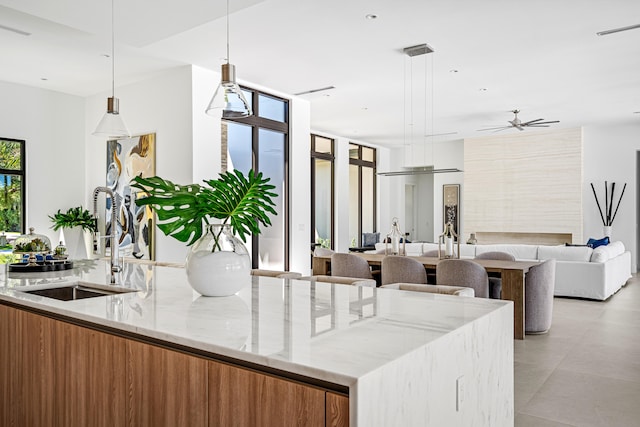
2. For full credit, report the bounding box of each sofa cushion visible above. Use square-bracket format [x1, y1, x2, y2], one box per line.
[590, 241, 625, 263]
[538, 245, 593, 262]
[587, 236, 609, 248]
[475, 244, 538, 261]
[362, 232, 380, 247]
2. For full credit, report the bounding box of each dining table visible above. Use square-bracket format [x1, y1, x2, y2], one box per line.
[312, 253, 541, 340]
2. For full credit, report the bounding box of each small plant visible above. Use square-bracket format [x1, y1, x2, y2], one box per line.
[49, 207, 97, 233]
[131, 169, 277, 246]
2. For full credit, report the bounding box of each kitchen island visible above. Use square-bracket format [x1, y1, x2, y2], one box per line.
[0, 260, 514, 426]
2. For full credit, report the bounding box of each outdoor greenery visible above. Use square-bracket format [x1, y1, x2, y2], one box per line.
[131, 169, 277, 246]
[0, 140, 22, 233]
[48, 206, 97, 232]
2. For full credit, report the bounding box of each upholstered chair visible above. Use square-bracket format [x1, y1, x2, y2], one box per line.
[474, 251, 516, 299]
[436, 259, 489, 298]
[331, 253, 374, 279]
[251, 269, 302, 279]
[381, 283, 474, 297]
[297, 275, 377, 287]
[381, 255, 428, 286]
[419, 250, 439, 284]
[313, 247, 335, 257]
[525, 259, 557, 334]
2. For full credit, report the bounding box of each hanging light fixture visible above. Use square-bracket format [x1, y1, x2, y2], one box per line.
[93, 0, 130, 138]
[377, 43, 462, 176]
[205, 0, 252, 118]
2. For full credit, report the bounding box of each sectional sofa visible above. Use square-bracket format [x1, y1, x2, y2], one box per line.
[372, 241, 631, 301]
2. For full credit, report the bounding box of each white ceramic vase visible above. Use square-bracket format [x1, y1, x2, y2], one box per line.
[185, 224, 251, 297]
[62, 227, 92, 259]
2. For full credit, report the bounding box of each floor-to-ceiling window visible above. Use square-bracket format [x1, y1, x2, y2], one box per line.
[311, 135, 334, 250]
[223, 90, 289, 270]
[348, 143, 376, 247]
[0, 138, 25, 239]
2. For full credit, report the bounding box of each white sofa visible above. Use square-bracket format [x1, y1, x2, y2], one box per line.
[372, 241, 631, 301]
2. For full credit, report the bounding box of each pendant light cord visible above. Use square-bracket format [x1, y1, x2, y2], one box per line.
[226, 0, 230, 64]
[111, 0, 115, 98]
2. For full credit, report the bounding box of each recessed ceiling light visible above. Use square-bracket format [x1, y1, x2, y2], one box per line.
[365, 14, 378, 20]
[101, 54, 110, 58]
[450, 69, 459, 73]
[479, 88, 488, 91]
[40, 78, 48, 81]
[362, 107, 368, 110]
[634, 111, 640, 114]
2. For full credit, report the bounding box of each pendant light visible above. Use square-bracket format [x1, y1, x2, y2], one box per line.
[205, 0, 252, 118]
[93, 0, 130, 138]
[377, 43, 462, 176]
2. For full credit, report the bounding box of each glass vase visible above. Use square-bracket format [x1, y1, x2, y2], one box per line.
[185, 224, 251, 297]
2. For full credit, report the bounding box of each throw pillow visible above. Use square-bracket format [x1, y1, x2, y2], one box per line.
[586, 236, 609, 249]
[362, 232, 380, 247]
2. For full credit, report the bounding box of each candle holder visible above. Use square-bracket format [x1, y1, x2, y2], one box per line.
[438, 222, 460, 259]
[385, 217, 406, 256]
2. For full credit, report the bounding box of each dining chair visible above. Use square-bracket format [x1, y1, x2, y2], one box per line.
[331, 253, 374, 279]
[381, 255, 427, 286]
[474, 251, 516, 299]
[381, 283, 474, 297]
[436, 259, 489, 298]
[251, 269, 302, 279]
[297, 275, 377, 287]
[525, 259, 557, 334]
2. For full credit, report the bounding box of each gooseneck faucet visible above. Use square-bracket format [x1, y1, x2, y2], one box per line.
[93, 186, 121, 283]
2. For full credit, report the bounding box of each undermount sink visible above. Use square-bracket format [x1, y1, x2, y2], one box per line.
[22, 283, 134, 301]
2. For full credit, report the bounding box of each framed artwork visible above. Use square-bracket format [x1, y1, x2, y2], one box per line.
[106, 133, 156, 260]
[443, 184, 460, 235]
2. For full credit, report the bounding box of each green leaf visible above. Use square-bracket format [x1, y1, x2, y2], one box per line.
[131, 169, 277, 246]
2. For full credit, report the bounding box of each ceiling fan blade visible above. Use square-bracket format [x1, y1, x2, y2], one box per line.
[526, 124, 550, 127]
[477, 126, 511, 131]
[515, 124, 524, 131]
[529, 120, 560, 125]
[522, 118, 544, 125]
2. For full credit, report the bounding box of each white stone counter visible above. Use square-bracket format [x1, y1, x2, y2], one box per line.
[0, 260, 514, 426]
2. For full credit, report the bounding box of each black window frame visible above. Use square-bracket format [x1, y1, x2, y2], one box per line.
[0, 138, 26, 234]
[349, 143, 376, 246]
[223, 87, 290, 270]
[310, 134, 335, 250]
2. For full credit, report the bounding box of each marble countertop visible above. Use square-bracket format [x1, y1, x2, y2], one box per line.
[0, 260, 511, 387]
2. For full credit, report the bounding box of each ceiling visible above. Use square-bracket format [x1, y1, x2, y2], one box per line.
[1, 0, 639, 147]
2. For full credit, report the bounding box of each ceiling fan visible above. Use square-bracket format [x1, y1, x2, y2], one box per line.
[478, 110, 560, 132]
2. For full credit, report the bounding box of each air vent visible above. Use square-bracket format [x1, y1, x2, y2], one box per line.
[0, 24, 31, 36]
[294, 86, 335, 96]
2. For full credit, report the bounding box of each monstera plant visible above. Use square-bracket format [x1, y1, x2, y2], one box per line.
[131, 169, 277, 247]
[132, 169, 277, 296]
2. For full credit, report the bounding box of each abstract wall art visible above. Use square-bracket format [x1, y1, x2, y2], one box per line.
[106, 133, 156, 260]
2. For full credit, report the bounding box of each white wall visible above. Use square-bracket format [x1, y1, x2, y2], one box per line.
[583, 123, 640, 272]
[0, 80, 85, 241]
[85, 65, 195, 263]
[393, 126, 640, 272]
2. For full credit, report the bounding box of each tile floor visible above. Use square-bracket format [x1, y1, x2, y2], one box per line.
[514, 274, 640, 426]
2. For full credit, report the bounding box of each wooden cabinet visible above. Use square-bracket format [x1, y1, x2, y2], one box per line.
[127, 339, 208, 426]
[0, 305, 349, 427]
[208, 361, 326, 426]
[1, 307, 127, 426]
[326, 392, 350, 427]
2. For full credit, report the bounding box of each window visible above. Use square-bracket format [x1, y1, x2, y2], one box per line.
[348, 143, 376, 247]
[0, 138, 25, 238]
[223, 89, 289, 270]
[311, 135, 334, 250]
